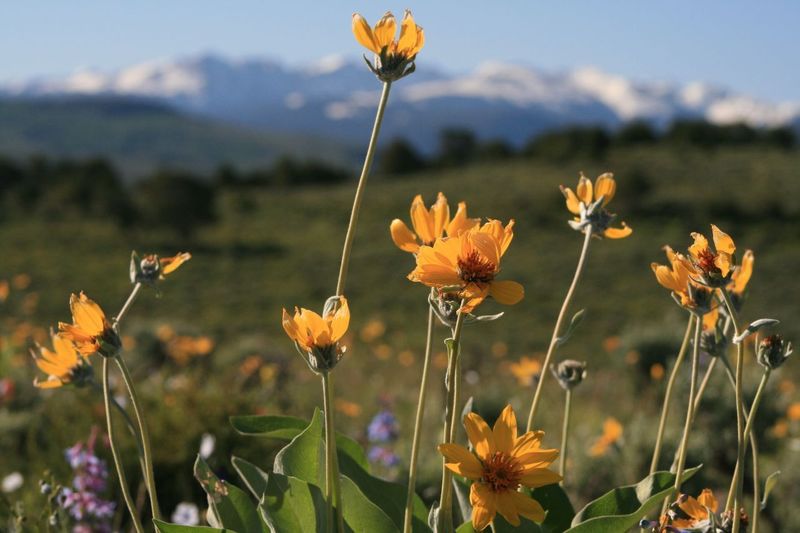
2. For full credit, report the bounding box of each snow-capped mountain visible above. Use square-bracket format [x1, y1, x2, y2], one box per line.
[3, 54, 799, 148]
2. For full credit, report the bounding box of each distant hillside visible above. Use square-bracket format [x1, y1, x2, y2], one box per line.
[0, 96, 356, 178]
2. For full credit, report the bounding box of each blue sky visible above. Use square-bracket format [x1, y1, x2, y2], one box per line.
[1, 1, 797, 101]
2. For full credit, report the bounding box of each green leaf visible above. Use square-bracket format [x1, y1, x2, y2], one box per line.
[153, 520, 234, 532]
[556, 309, 585, 347]
[457, 516, 542, 532]
[260, 473, 328, 533]
[230, 413, 370, 470]
[761, 470, 781, 510]
[193, 455, 265, 532]
[339, 475, 398, 533]
[532, 483, 575, 533]
[231, 456, 269, 501]
[273, 409, 326, 487]
[566, 465, 702, 533]
[338, 448, 430, 532]
[271, 409, 428, 531]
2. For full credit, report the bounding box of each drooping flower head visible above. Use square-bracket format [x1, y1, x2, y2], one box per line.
[390, 193, 479, 254]
[352, 10, 424, 82]
[58, 293, 121, 357]
[32, 333, 94, 389]
[131, 251, 192, 285]
[560, 172, 632, 239]
[438, 406, 560, 530]
[687, 224, 736, 287]
[651, 246, 714, 314]
[282, 297, 350, 372]
[671, 489, 718, 530]
[408, 219, 523, 312]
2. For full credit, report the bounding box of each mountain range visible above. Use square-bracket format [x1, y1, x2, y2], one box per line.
[1, 54, 798, 173]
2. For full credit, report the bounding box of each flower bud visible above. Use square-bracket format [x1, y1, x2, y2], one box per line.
[757, 335, 792, 370]
[551, 359, 588, 390]
[700, 327, 728, 358]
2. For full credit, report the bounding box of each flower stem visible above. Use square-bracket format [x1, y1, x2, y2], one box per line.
[719, 290, 745, 532]
[321, 372, 345, 533]
[403, 295, 437, 533]
[115, 355, 161, 520]
[102, 358, 145, 533]
[334, 81, 392, 297]
[526, 225, 593, 432]
[559, 388, 572, 484]
[649, 316, 693, 475]
[114, 282, 142, 327]
[726, 368, 771, 523]
[672, 314, 702, 496]
[437, 304, 467, 533]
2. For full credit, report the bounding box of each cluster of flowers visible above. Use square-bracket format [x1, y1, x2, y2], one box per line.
[366, 408, 401, 471]
[59, 433, 116, 532]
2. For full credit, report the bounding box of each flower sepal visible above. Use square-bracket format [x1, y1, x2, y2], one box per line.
[364, 52, 416, 83]
[428, 293, 504, 329]
[552, 359, 588, 390]
[757, 334, 792, 370]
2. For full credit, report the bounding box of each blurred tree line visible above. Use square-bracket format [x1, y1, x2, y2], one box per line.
[0, 119, 795, 237]
[379, 119, 797, 174]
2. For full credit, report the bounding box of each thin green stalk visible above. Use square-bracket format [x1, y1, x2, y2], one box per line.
[719, 290, 745, 533]
[437, 305, 467, 533]
[559, 388, 572, 484]
[321, 372, 345, 533]
[334, 81, 392, 297]
[103, 358, 144, 533]
[649, 316, 693, 474]
[726, 369, 771, 526]
[672, 314, 702, 495]
[115, 355, 161, 520]
[526, 225, 593, 431]
[403, 297, 437, 533]
[114, 283, 142, 327]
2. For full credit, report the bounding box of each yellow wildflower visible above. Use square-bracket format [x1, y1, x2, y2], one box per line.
[32, 334, 93, 389]
[589, 417, 623, 456]
[438, 406, 560, 530]
[408, 220, 523, 312]
[390, 193, 478, 254]
[688, 224, 736, 286]
[787, 402, 800, 421]
[651, 246, 712, 313]
[352, 10, 424, 58]
[671, 489, 718, 529]
[560, 173, 632, 238]
[508, 356, 542, 387]
[282, 297, 350, 371]
[58, 293, 120, 357]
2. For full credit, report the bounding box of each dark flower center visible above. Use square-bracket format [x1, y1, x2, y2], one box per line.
[457, 250, 496, 284]
[482, 452, 523, 493]
[696, 248, 719, 275]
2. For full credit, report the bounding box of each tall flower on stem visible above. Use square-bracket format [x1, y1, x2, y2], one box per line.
[526, 172, 631, 431]
[282, 297, 350, 532]
[393, 192, 478, 533]
[438, 406, 560, 531]
[352, 10, 424, 82]
[58, 293, 121, 357]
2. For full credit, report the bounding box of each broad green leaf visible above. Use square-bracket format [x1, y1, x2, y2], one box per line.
[338, 447, 430, 532]
[339, 475, 398, 533]
[457, 516, 542, 532]
[153, 520, 233, 532]
[532, 483, 575, 533]
[260, 473, 328, 533]
[231, 413, 369, 470]
[273, 409, 326, 487]
[272, 409, 429, 531]
[566, 465, 702, 533]
[761, 470, 781, 510]
[194, 455, 265, 532]
[232, 456, 269, 500]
